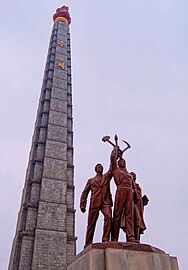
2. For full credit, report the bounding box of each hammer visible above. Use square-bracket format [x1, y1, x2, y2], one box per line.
[102, 136, 115, 147]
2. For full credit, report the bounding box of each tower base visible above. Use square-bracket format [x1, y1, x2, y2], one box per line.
[68, 242, 179, 270]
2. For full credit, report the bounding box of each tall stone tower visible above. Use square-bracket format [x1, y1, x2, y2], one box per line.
[9, 6, 76, 270]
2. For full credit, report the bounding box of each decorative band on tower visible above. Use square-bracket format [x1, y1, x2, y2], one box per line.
[53, 5, 71, 25]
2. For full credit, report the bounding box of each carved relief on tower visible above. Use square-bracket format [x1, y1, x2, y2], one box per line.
[57, 61, 65, 70]
[58, 40, 65, 47]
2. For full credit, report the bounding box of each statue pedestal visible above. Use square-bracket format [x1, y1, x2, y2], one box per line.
[68, 242, 179, 270]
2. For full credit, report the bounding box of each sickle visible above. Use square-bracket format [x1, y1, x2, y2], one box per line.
[122, 140, 131, 153]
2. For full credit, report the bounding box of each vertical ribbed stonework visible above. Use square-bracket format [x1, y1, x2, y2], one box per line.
[9, 6, 76, 270]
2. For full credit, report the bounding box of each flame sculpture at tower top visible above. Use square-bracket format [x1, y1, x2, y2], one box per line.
[53, 5, 71, 25]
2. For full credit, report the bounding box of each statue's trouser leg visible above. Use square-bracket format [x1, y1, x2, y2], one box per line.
[135, 226, 140, 241]
[85, 208, 99, 248]
[111, 188, 126, 241]
[138, 201, 147, 232]
[101, 204, 112, 242]
[134, 205, 141, 241]
[125, 189, 135, 242]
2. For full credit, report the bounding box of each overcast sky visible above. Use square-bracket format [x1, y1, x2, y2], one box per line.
[0, 1, 188, 269]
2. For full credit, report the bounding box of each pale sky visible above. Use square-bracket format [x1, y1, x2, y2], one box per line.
[0, 1, 188, 269]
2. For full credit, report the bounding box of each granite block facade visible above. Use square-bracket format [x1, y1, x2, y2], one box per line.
[43, 157, 67, 180]
[40, 178, 67, 204]
[50, 98, 67, 113]
[49, 110, 67, 127]
[37, 201, 67, 231]
[45, 140, 67, 160]
[55, 53, 67, 63]
[19, 237, 34, 270]
[47, 124, 67, 142]
[51, 87, 67, 101]
[53, 77, 67, 89]
[32, 229, 67, 270]
[54, 69, 67, 80]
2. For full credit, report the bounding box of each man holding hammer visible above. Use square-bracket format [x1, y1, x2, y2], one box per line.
[103, 135, 136, 242]
[110, 145, 136, 242]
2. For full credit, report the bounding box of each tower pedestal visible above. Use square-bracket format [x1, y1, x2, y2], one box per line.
[68, 242, 179, 270]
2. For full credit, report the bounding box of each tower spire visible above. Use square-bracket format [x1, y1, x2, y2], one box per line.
[9, 6, 76, 270]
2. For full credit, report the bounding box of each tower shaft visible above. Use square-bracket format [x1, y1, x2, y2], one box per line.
[9, 8, 76, 270]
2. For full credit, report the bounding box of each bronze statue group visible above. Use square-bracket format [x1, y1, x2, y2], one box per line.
[80, 135, 149, 248]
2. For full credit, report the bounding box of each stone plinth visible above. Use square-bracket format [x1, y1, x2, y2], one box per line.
[68, 242, 179, 270]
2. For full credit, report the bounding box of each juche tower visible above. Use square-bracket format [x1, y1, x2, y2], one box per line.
[9, 6, 76, 270]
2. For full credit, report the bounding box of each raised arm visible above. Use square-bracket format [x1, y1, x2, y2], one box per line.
[80, 179, 91, 213]
[110, 146, 119, 171]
